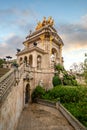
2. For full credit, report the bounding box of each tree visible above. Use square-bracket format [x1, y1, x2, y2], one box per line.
[54, 63, 64, 75]
[71, 53, 87, 84]
[83, 53, 87, 84]
[53, 63, 77, 86]
[6, 56, 12, 60]
[70, 62, 83, 74]
[0, 58, 6, 68]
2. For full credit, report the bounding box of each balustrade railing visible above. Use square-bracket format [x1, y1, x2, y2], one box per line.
[19, 64, 25, 77]
[0, 69, 15, 103]
[0, 63, 54, 104]
[0, 64, 25, 104]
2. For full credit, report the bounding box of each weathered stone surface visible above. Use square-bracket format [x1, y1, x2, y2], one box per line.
[17, 103, 75, 130]
[17, 22, 64, 89]
[0, 77, 24, 130]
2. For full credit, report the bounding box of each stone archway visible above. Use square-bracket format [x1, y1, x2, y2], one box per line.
[37, 55, 42, 69]
[25, 84, 30, 104]
[50, 48, 58, 68]
[51, 48, 58, 59]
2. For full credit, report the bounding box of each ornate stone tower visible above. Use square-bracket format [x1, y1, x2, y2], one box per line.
[16, 17, 64, 91]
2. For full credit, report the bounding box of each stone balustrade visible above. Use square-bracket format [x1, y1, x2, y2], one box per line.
[18, 64, 25, 77]
[0, 64, 25, 104]
[0, 69, 15, 103]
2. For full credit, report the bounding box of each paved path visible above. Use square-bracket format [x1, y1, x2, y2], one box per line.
[17, 103, 75, 130]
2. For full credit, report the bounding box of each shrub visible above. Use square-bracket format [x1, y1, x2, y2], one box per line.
[54, 63, 65, 75]
[47, 86, 82, 103]
[63, 73, 77, 86]
[72, 79, 77, 86]
[52, 76, 61, 86]
[0, 58, 6, 68]
[31, 84, 87, 127]
[63, 102, 87, 127]
[55, 63, 64, 71]
[32, 85, 45, 101]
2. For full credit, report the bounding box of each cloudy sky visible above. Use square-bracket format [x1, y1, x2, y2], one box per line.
[0, 0, 87, 70]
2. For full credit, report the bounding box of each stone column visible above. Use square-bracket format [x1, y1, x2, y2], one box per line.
[59, 45, 62, 64]
[32, 52, 37, 68]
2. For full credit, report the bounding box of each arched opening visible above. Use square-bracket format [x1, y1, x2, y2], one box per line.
[50, 48, 58, 68]
[25, 84, 30, 104]
[37, 55, 42, 69]
[24, 56, 27, 65]
[19, 57, 23, 65]
[51, 48, 58, 59]
[29, 55, 33, 67]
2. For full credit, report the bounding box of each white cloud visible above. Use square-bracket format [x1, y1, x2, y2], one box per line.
[0, 34, 24, 59]
[57, 15, 87, 69]
[0, 8, 38, 26]
[0, 10, 87, 70]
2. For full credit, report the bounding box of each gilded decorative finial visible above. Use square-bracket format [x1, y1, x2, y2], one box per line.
[35, 21, 42, 30]
[47, 16, 54, 26]
[42, 17, 47, 26]
[35, 16, 54, 30]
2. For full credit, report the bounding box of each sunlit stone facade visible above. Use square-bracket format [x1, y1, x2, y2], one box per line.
[16, 17, 64, 90]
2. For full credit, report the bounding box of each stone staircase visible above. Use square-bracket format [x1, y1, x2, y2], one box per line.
[0, 64, 25, 105]
[0, 63, 34, 105]
[0, 69, 15, 103]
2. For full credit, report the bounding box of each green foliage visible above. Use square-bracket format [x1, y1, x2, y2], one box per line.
[63, 102, 87, 127]
[12, 61, 19, 68]
[0, 58, 6, 68]
[31, 85, 87, 127]
[44, 86, 85, 103]
[63, 73, 77, 86]
[83, 55, 87, 84]
[32, 85, 86, 103]
[32, 85, 45, 101]
[54, 63, 77, 86]
[52, 76, 61, 86]
[55, 63, 64, 73]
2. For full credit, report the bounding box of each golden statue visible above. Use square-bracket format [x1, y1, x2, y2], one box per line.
[47, 16, 52, 24]
[35, 17, 54, 30]
[47, 16, 54, 26]
[42, 17, 47, 26]
[51, 19, 54, 26]
[35, 21, 42, 30]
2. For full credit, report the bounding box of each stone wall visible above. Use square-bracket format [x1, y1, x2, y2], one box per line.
[34, 69, 54, 90]
[0, 77, 24, 130]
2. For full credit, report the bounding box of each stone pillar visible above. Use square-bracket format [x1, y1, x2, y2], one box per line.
[59, 45, 62, 64]
[32, 52, 37, 68]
